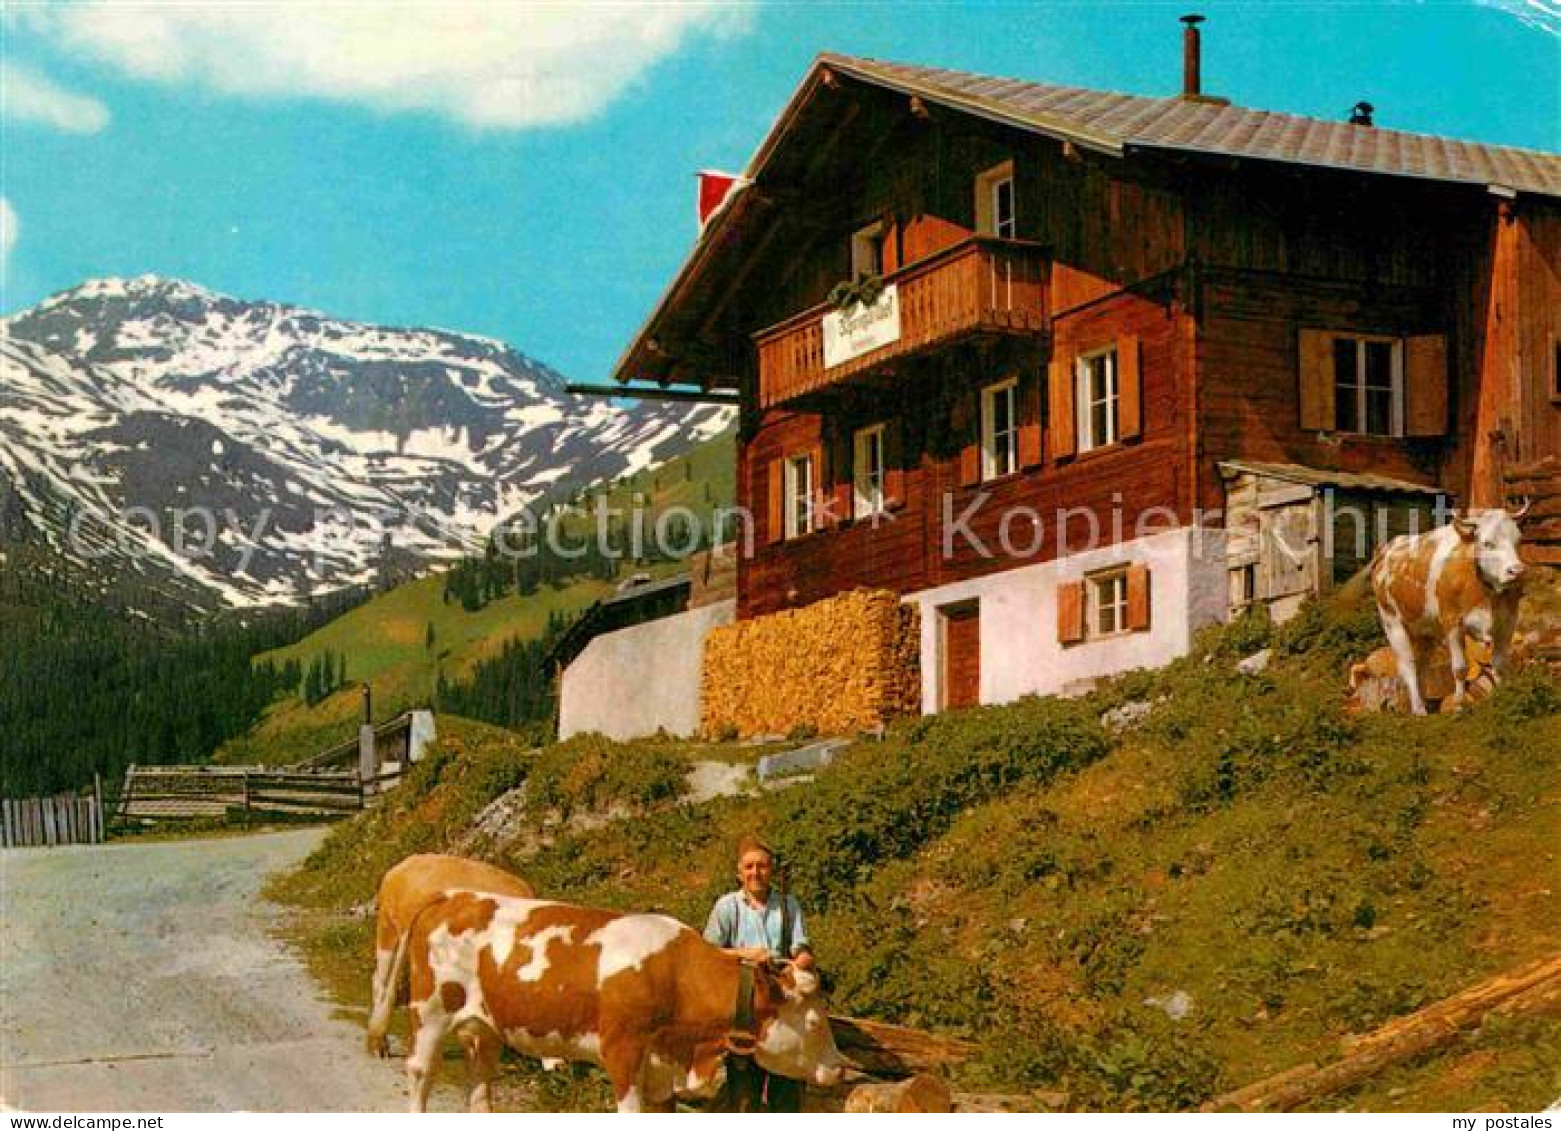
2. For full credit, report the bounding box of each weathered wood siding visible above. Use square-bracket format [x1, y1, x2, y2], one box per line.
[723, 81, 1553, 624]
[739, 288, 1193, 618]
[1194, 268, 1448, 510]
[1467, 200, 1561, 502]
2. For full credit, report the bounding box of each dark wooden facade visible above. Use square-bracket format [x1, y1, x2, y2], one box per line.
[619, 64, 1560, 621]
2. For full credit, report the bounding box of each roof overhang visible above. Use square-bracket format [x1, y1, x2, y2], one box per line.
[608, 54, 1129, 392]
[1219, 459, 1445, 497]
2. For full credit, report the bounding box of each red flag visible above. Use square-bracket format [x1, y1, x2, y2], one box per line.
[696, 170, 748, 227]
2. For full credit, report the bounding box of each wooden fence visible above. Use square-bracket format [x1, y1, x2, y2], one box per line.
[2, 778, 106, 847]
[118, 764, 363, 820]
[296, 710, 424, 771]
[293, 709, 432, 801]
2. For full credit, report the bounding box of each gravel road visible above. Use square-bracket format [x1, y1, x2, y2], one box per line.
[0, 828, 453, 1112]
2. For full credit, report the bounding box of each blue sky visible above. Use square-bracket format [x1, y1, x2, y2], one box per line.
[3, 2, 1557, 382]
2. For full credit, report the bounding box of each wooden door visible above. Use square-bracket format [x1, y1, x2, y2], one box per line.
[941, 602, 981, 711]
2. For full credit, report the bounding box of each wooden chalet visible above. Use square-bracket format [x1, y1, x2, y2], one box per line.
[598, 18, 1561, 719]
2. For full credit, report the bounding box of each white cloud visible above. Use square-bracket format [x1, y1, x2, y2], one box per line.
[1, 63, 111, 133]
[1, 198, 18, 279]
[16, 3, 753, 130]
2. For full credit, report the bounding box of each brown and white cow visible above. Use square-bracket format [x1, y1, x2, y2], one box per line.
[1370, 506, 1528, 715]
[402, 891, 848, 1112]
[366, 854, 536, 1057]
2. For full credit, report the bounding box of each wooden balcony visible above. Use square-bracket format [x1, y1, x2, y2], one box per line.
[755, 237, 1048, 409]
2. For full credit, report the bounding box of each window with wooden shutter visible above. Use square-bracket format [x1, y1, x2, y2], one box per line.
[883, 419, 907, 508]
[1048, 347, 1077, 459]
[779, 451, 819, 540]
[766, 458, 785, 545]
[1087, 570, 1130, 636]
[1056, 580, 1085, 645]
[851, 423, 885, 519]
[956, 388, 981, 487]
[980, 378, 1019, 480]
[1118, 335, 1142, 442]
[1125, 563, 1151, 632]
[959, 442, 981, 488]
[1404, 333, 1448, 437]
[805, 445, 825, 534]
[1018, 368, 1043, 468]
[975, 160, 1016, 239]
[1312, 332, 1410, 437]
[1298, 329, 1336, 431]
[1076, 347, 1120, 452]
[830, 422, 854, 525]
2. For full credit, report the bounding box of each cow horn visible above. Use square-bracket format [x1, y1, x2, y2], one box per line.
[1512, 496, 1532, 520]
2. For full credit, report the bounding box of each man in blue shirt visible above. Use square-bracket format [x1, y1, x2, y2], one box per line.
[704, 836, 815, 969]
[703, 836, 816, 1110]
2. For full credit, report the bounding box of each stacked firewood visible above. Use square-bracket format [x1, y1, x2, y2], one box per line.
[700, 589, 921, 738]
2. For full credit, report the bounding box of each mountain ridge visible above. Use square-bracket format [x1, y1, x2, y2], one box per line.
[1, 275, 730, 614]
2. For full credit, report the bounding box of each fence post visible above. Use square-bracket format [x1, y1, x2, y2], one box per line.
[358, 723, 377, 801]
[242, 771, 251, 817]
[93, 773, 104, 844]
[2, 798, 11, 847]
[119, 764, 136, 821]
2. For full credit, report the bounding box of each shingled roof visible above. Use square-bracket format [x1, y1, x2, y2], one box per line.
[609, 51, 1559, 388]
[820, 53, 1561, 199]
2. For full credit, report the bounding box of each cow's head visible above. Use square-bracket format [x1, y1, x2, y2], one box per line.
[753, 963, 848, 1088]
[1451, 508, 1526, 591]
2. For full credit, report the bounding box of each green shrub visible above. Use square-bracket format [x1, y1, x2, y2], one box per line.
[1199, 603, 1275, 666]
[969, 1011, 1221, 1111]
[1482, 666, 1561, 729]
[1153, 679, 1360, 810]
[1069, 1010, 1222, 1111]
[526, 734, 688, 820]
[1272, 588, 1382, 674]
[765, 695, 1111, 910]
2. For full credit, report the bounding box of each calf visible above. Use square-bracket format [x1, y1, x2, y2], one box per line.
[403, 891, 847, 1112]
[1370, 507, 1528, 715]
[366, 854, 536, 1057]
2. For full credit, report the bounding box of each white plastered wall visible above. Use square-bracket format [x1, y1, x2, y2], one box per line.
[908, 526, 1228, 712]
[559, 599, 736, 741]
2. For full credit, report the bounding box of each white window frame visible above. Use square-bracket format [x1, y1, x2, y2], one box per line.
[783, 453, 814, 539]
[1332, 334, 1404, 437]
[1076, 347, 1120, 453]
[850, 221, 886, 281]
[853, 423, 886, 519]
[1089, 568, 1131, 638]
[975, 161, 1016, 239]
[980, 377, 1019, 481]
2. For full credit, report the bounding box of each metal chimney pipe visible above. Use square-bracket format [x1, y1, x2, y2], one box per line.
[1181, 14, 1205, 99]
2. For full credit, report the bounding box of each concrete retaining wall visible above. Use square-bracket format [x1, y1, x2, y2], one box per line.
[559, 599, 736, 741]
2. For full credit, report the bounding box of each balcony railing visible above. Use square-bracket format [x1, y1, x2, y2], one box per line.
[754, 237, 1048, 409]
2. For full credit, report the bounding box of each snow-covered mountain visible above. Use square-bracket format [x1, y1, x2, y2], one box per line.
[0, 275, 731, 611]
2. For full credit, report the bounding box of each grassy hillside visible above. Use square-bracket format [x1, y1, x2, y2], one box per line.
[273, 572, 1561, 1111]
[222, 427, 736, 767]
